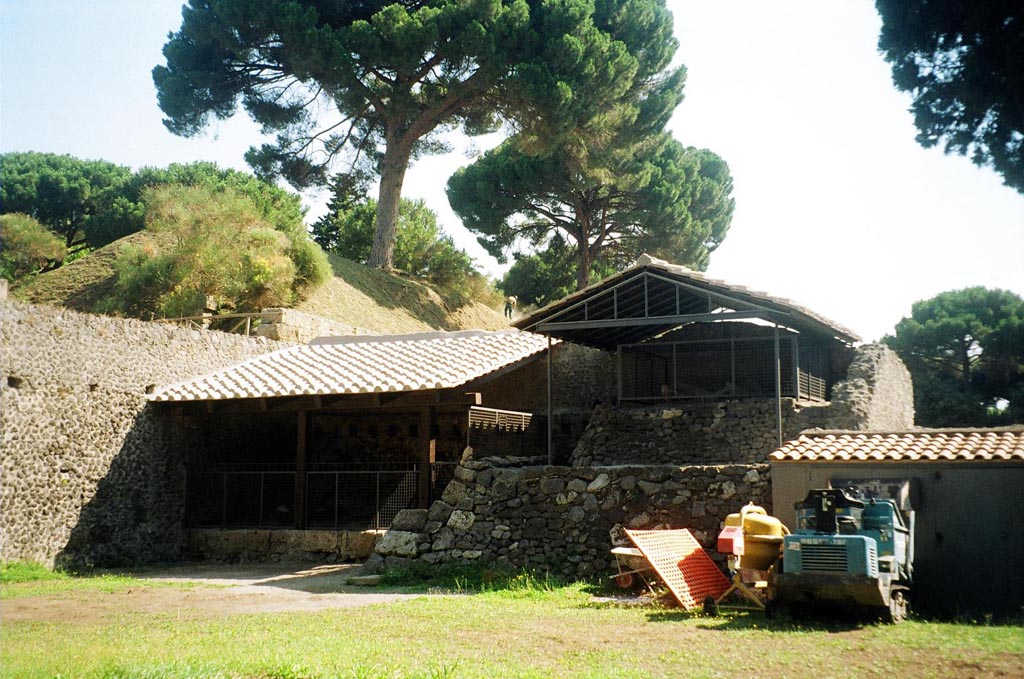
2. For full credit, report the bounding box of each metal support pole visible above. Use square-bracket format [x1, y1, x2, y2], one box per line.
[792, 336, 801, 400]
[774, 326, 783, 447]
[644, 275, 650, 316]
[546, 337, 553, 466]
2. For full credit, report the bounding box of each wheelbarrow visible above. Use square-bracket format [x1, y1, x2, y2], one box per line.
[609, 528, 731, 611]
[610, 545, 657, 591]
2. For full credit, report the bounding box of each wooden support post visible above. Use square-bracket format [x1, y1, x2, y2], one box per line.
[418, 407, 436, 508]
[295, 410, 307, 529]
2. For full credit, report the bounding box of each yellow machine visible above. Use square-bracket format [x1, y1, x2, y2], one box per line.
[708, 503, 789, 612]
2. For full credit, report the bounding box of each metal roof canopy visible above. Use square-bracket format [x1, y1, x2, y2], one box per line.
[514, 255, 860, 350]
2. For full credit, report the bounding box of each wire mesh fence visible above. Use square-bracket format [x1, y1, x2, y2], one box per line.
[187, 463, 423, 530]
[619, 336, 829, 402]
[306, 464, 419, 531]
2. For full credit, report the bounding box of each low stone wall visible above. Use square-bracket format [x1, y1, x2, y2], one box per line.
[570, 344, 914, 467]
[257, 307, 375, 343]
[187, 529, 379, 563]
[369, 459, 771, 578]
[0, 301, 288, 567]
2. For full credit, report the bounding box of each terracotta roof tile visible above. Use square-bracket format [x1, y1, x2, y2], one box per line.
[150, 330, 551, 402]
[771, 429, 1024, 463]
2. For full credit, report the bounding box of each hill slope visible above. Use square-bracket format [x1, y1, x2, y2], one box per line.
[12, 236, 508, 334]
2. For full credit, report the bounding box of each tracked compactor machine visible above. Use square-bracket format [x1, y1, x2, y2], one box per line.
[771, 488, 914, 622]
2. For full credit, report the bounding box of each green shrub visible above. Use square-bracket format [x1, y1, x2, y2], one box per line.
[0, 213, 67, 281]
[103, 184, 327, 318]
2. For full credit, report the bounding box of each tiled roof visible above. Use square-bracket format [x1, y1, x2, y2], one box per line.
[771, 429, 1024, 463]
[150, 330, 550, 402]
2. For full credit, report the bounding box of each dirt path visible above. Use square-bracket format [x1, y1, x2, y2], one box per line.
[3, 562, 425, 623]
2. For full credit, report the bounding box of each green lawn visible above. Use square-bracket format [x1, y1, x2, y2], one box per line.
[0, 561, 203, 600]
[3, 565, 1022, 679]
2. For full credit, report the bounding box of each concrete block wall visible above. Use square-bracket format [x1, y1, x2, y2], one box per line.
[0, 301, 288, 567]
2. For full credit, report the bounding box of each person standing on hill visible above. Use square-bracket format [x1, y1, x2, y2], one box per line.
[504, 295, 517, 319]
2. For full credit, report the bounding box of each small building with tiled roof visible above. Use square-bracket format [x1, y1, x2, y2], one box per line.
[148, 329, 613, 546]
[770, 427, 1024, 615]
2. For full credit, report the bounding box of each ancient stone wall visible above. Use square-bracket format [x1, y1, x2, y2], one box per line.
[187, 528, 379, 562]
[826, 344, 915, 430]
[473, 340, 616, 416]
[0, 301, 289, 567]
[257, 307, 375, 343]
[369, 458, 771, 578]
[472, 341, 616, 462]
[570, 344, 914, 467]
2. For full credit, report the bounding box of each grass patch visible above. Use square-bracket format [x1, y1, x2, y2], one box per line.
[0, 561, 200, 600]
[378, 563, 572, 599]
[1, 561, 68, 584]
[3, 567, 1022, 679]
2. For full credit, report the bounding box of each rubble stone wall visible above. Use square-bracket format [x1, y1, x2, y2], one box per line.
[187, 528, 379, 562]
[370, 458, 771, 578]
[0, 301, 288, 567]
[257, 307, 375, 343]
[825, 343, 916, 430]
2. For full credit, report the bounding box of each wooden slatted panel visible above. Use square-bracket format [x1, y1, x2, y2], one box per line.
[468, 406, 532, 432]
[624, 528, 730, 611]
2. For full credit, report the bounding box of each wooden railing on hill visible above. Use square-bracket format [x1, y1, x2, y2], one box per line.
[155, 312, 263, 336]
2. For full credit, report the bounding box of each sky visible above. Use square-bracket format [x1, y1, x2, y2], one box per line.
[2, 1, 1022, 342]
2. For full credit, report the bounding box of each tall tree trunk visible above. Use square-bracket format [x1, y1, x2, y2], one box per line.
[575, 208, 592, 290]
[960, 337, 973, 391]
[368, 137, 412, 270]
[576, 239, 592, 290]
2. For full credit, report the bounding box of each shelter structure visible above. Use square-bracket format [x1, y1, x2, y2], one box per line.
[770, 428, 1024, 615]
[150, 330, 552, 534]
[515, 255, 861, 454]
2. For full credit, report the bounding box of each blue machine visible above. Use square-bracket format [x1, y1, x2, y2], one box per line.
[770, 488, 914, 622]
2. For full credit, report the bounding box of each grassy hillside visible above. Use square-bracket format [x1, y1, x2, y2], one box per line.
[11, 237, 508, 334]
[297, 253, 506, 333]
